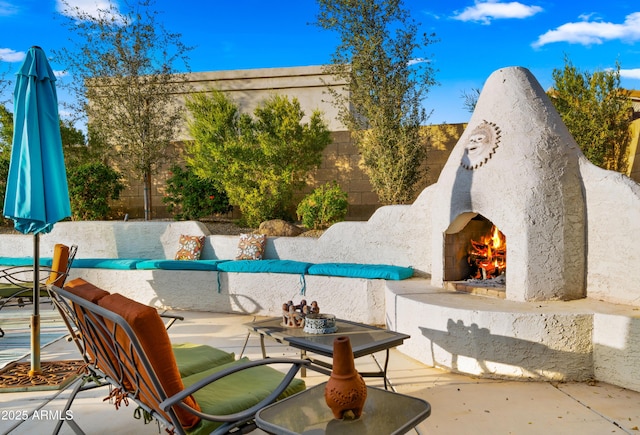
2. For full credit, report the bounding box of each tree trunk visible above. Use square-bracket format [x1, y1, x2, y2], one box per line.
[143, 171, 152, 220]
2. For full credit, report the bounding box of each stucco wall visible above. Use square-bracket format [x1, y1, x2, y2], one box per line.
[389, 285, 595, 382]
[1, 212, 428, 274]
[628, 118, 640, 182]
[593, 312, 640, 392]
[580, 159, 640, 306]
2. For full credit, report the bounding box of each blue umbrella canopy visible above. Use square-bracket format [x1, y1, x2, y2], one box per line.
[3, 46, 71, 234]
[2, 46, 71, 376]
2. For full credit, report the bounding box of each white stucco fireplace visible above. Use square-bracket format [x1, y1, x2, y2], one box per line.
[380, 66, 640, 390]
[430, 70, 587, 302]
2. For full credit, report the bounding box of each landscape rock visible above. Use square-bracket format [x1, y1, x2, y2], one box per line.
[257, 219, 304, 237]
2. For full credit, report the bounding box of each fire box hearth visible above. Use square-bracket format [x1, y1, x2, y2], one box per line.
[443, 214, 506, 298]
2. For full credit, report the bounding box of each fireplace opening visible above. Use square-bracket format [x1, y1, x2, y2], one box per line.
[468, 224, 506, 280]
[444, 214, 506, 298]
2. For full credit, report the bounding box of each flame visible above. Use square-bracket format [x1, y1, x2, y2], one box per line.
[491, 226, 504, 249]
[469, 225, 506, 279]
[484, 226, 505, 267]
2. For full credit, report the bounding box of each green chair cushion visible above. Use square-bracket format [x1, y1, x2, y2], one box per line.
[182, 357, 305, 435]
[172, 343, 235, 378]
[0, 283, 49, 298]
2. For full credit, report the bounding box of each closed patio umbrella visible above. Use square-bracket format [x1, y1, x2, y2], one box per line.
[3, 46, 71, 376]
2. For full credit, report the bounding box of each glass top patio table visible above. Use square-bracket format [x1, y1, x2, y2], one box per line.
[255, 381, 431, 435]
[244, 317, 410, 389]
[245, 317, 409, 359]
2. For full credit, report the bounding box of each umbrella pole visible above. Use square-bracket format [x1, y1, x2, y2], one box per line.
[29, 233, 42, 376]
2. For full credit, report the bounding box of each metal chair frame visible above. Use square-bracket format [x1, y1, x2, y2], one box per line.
[47, 284, 308, 435]
[0, 245, 77, 338]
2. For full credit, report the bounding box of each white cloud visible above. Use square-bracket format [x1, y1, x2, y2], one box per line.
[0, 48, 25, 62]
[58, 108, 75, 118]
[408, 58, 430, 66]
[621, 68, 640, 80]
[533, 12, 640, 47]
[0, 1, 19, 16]
[56, 0, 122, 21]
[453, 0, 543, 25]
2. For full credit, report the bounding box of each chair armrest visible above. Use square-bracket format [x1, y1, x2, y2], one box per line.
[159, 313, 184, 330]
[0, 266, 48, 289]
[0, 265, 67, 288]
[160, 358, 309, 423]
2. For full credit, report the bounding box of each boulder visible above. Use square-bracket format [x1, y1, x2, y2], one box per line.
[258, 219, 304, 237]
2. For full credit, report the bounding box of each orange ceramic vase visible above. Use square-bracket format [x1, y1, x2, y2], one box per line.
[324, 336, 367, 419]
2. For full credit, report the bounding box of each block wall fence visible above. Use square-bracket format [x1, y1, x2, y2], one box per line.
[111, 124, 467, 221]
[106, 65, 640, 222]
[111, 118, 640, 222]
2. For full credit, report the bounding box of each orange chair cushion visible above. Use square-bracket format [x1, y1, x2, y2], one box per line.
[47, 244, 70, 287]
[98, 293, 201, 429]
[64, 278, 110, 303]
[63, 278, 125, 384]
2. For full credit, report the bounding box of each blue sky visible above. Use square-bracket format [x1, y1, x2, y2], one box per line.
[1, 0, 640, 125]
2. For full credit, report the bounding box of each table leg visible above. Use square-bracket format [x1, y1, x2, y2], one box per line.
[260, 334, 267, 359]
[367, 350, 393, 390]
[300, 349, 307, 377]
[299, 349, 396, 389]
[383, 349, 390, 390]
[239, 332, 251, 358]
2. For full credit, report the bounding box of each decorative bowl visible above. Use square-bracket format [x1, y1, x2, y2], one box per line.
[303, 314, 337, 334]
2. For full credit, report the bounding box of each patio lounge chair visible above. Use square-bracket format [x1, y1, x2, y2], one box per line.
[47, 279, 309, 435]
[0, 244, 76, 338]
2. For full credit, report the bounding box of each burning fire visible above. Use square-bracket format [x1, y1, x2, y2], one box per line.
[468, 225, 506, 279]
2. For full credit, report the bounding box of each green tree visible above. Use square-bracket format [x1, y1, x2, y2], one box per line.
[0, 67, 10, 105]
[0, 104, 11, 225]
[315, 0, 437, 204]
[0, 104, 12, 155]
[163, 164, 231, 220]
[548, 57, 632, 172]
[0, 101, 124, 222]
[1, 106, 88, 163]
[59, 119, 90, 166]
[461, 88, 481, 114]
[0, 103, 11, 142]
[54, 0, 192, 220]
[0, 154, 7, 226]
[67, 161, 125, 220]
[186, 90, 332, 227]
[296, 181, 348, 230]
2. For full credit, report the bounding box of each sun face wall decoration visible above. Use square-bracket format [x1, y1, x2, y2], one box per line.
[460, 120, 501, 170]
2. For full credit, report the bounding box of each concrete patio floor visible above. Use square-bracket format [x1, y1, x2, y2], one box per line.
[1, 310, 639, 435]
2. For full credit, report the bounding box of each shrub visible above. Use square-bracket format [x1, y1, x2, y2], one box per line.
[185, 91, 332, 227]
[68, 161, 125, 220]
[163, 164, 231, 220]
[0, 155, 9, 226]
[297, 182, 348, 230]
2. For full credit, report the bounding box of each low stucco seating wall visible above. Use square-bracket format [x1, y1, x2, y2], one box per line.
[0, 221, 414, 325]
[66, 267, 389, 325]
[385, 280, 640, 392]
